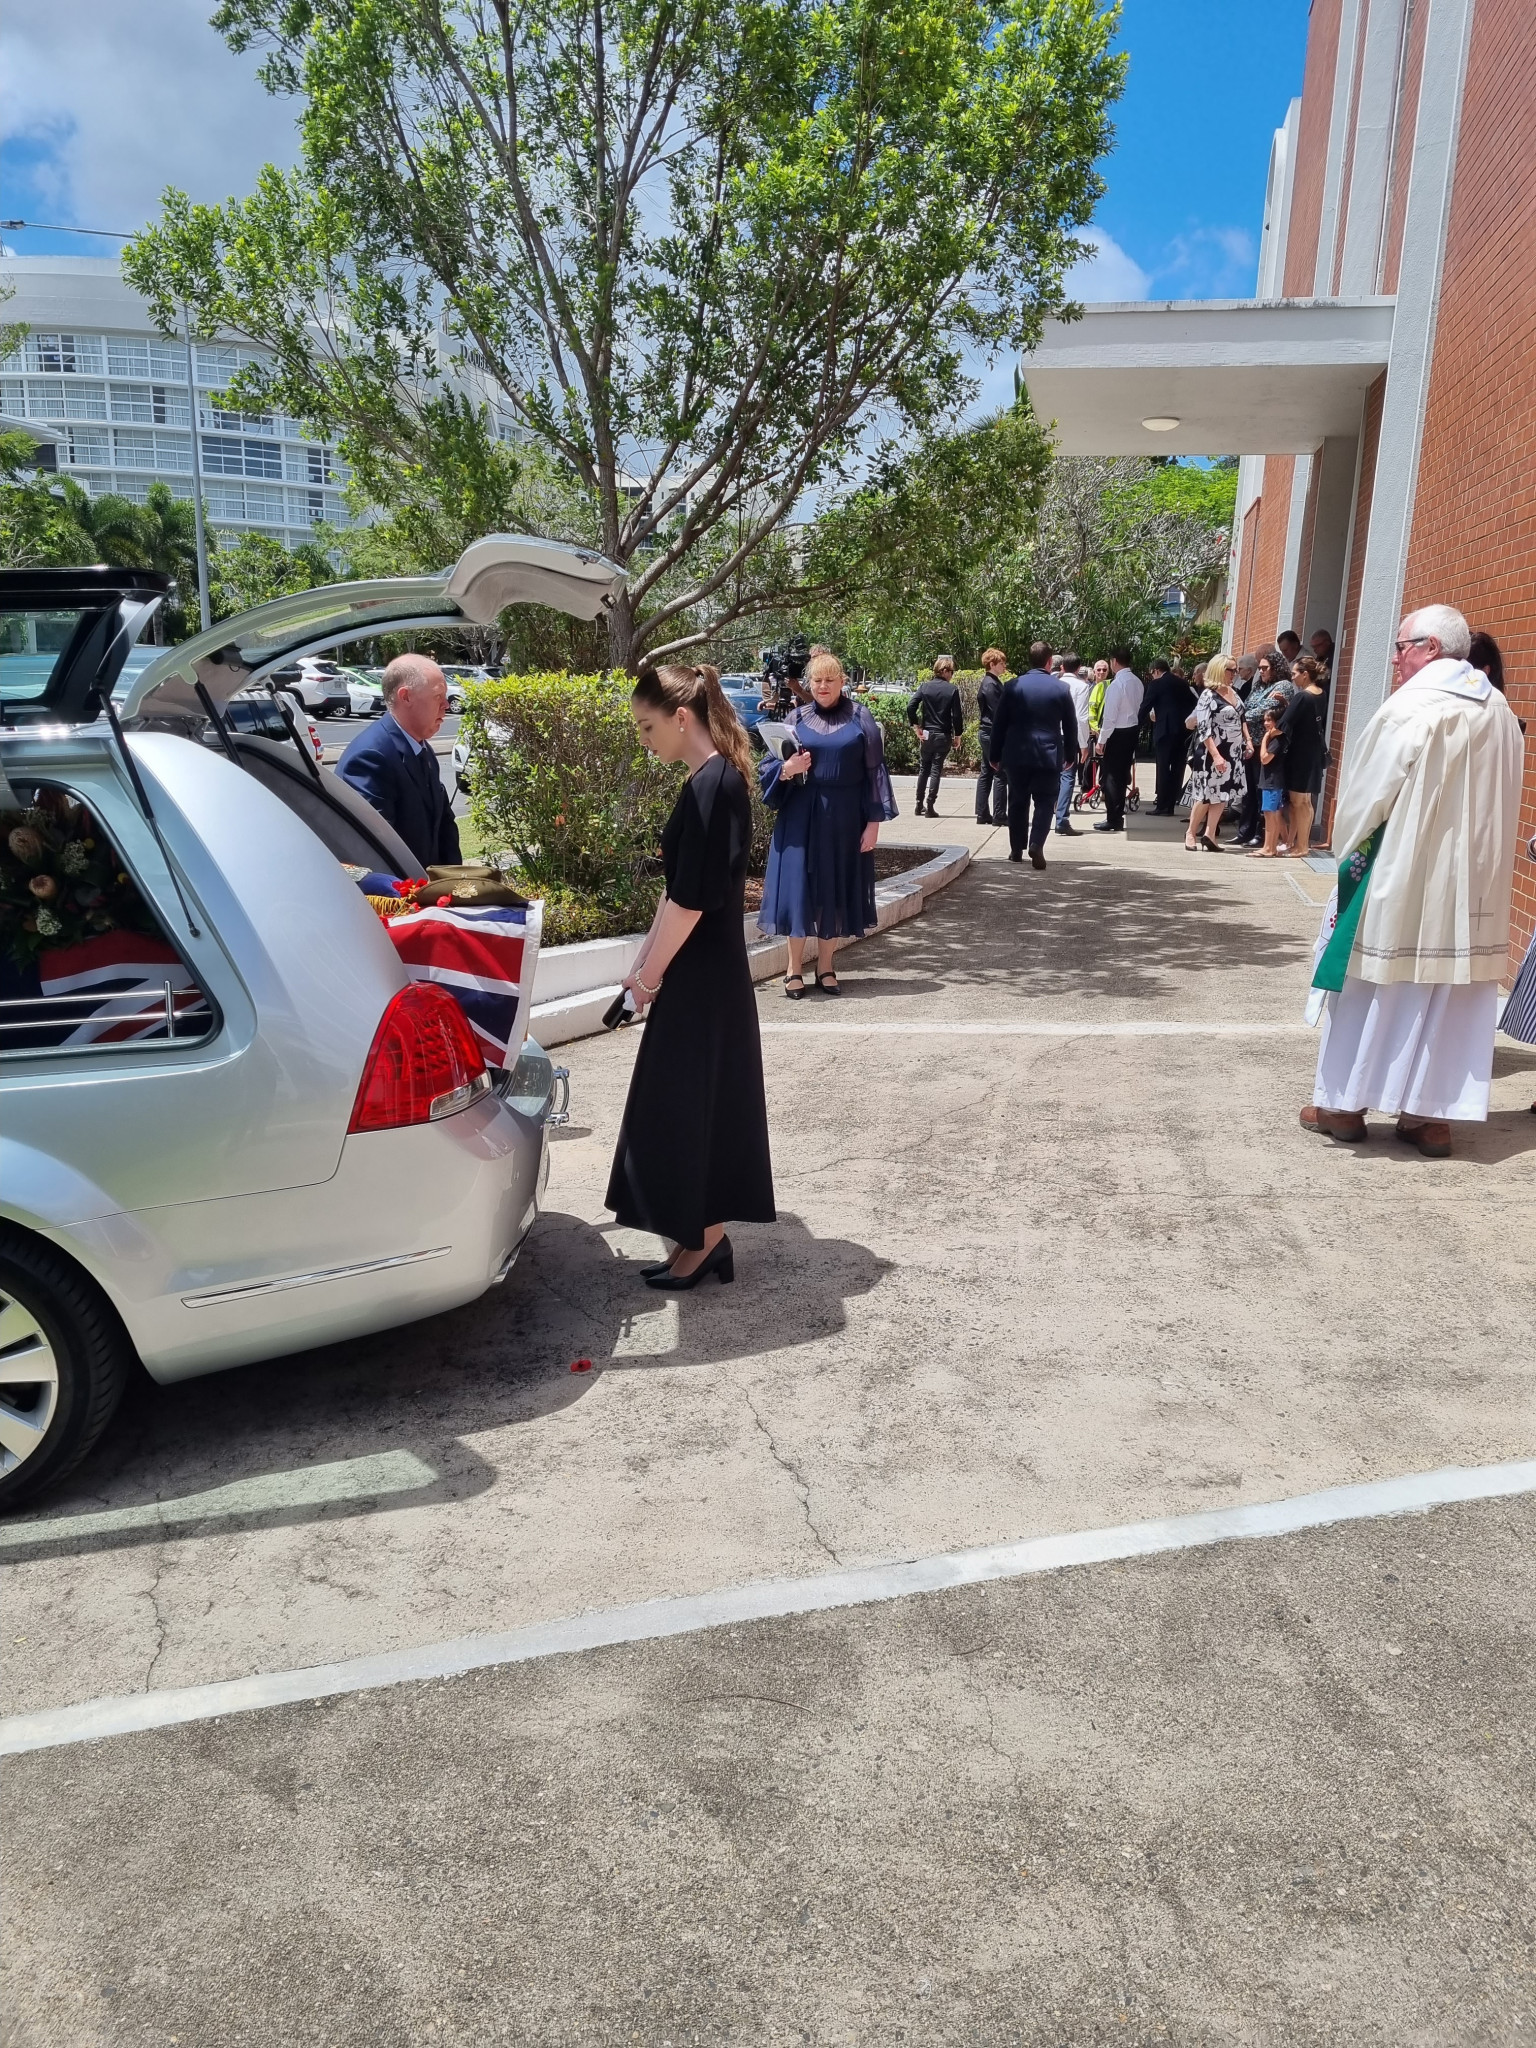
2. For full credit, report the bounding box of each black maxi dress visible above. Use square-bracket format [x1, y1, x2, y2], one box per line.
[605, 754, 776, 1250]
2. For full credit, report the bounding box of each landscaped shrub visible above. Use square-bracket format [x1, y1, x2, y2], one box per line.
[462, 672, 680, 937]
[461, 670, 776, 943]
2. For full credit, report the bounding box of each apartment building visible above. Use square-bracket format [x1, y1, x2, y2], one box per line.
[1, 255, 353, 553]
[1020, 0, 1535, 966]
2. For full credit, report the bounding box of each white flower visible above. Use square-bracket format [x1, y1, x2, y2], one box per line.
[60, 841, 89, 875]
[35, 908, 62, 937]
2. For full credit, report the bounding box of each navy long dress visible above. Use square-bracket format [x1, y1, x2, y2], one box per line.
[606, 755, 775, 1250]
[757, 696, 894, 939]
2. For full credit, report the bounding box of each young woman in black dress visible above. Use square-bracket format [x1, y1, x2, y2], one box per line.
[604, 664, 776, 1289]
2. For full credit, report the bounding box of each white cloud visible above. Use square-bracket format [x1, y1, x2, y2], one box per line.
[1, 0, 299, 233]
[1065, 230, 1152, 303]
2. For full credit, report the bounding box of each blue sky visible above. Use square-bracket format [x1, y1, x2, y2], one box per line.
[1081, 0, 1313, 301]
[2, 0, 1310, 302]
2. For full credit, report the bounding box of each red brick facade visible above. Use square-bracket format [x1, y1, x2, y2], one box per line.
[1378, 0, 1429, 295]
[1400, 0, 1536, 969]
[1282, 0, 1342, 297]
[1231, 456, 1295, 652]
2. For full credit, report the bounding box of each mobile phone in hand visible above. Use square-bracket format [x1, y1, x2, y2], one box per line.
[602, 988, 639, 1030]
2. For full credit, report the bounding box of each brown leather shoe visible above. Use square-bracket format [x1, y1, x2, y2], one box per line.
[1396, 1117, 1452, 1157]
[1299, 1104, 1367, 1142]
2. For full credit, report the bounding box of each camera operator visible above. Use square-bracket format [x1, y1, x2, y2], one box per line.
[759, 634, 812, 717]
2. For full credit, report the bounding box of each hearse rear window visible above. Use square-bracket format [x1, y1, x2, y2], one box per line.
[0, 607, 95, 708]
[0, 783, 213, 1055]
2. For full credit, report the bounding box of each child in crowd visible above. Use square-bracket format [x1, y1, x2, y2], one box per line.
[1251, 704, 1288, 857]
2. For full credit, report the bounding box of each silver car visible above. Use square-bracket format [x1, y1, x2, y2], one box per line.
[0, 536, 625, 1509]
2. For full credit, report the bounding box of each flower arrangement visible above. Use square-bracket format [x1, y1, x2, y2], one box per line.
[0, 790, 161, 967]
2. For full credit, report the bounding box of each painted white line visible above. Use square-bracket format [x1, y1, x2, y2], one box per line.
[0, 1452, 438, 1557]
[5, 1457, 1534, 1756]
[761, 1019, 1313, 1037]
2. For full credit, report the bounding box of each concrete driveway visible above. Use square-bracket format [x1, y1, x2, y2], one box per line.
[6, 780, 1536, 2045]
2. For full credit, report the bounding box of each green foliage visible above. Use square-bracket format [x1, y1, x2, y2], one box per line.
[815, 453, 1236, 675]
[126, 0, 1122, 667]
[461, 673, 681, 934]
[212, 531, 336, 617]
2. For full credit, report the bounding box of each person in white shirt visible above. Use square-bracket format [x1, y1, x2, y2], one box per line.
[1054, 654, 1092, 836]
[1093, 649, 1144, 833]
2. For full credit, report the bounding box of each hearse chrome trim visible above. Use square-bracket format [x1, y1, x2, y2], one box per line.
[181, 1246, 452, 1309]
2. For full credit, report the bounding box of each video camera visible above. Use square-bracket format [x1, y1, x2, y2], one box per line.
[760, 633, 812, 713]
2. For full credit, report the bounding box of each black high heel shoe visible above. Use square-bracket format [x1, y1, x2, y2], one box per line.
[643, 1236, 734, 1290]
[638, 1254, 677, 1279]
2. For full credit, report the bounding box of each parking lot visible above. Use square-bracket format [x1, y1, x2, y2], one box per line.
[6, 799, 1536, 2044]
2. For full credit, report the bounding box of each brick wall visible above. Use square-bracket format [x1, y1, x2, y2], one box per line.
[1231, 498, 1263, 652]
[1327, 369, 1387, 835]
[1399, 0, 1536, 972]
[1378, 0, 1428, 294]
[1283, 0, 1343, 296]
[1242, 455, 1295, 649]
[1330, 0, 1375, 292]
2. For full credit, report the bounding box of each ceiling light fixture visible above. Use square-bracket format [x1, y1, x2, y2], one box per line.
[1141, 415, 1180, 432]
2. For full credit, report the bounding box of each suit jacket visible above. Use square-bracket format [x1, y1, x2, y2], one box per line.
[336, 713, 461, 871]
[1145, 673, 1196, 746]
[990, 668, 1079, 776]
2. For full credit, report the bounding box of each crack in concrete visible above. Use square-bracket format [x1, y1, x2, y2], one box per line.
[743, 1386, 841, 1565]
[141, 1551, 170, 1691]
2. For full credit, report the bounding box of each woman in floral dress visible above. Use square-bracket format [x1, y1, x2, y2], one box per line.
[1185, 652, 1250, 853]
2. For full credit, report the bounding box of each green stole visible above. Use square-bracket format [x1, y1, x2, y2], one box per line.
[1312, 828, 1383, 992]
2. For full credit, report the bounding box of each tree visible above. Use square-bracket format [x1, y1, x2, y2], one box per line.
[211, 531, 337, 619]
[124, 0, 1122, 670]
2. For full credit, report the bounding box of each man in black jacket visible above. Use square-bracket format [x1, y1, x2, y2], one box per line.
[989, 640, 1079, 869]
[1143, 657, 1196, 814]
[974, 646, 1011, 826]
[907, 656, 965, 818]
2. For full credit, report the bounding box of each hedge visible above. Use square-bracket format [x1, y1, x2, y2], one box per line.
[460, 671, 774, 945]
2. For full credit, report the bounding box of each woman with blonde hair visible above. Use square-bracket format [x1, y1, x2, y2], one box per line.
[606, 663, 775, 1289]
[1184, 651, 1250, 852]
[758, 649, 897, 995]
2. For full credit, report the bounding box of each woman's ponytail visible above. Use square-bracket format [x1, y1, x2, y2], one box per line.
[696, 664, 754, 782]
[634, 661, 753, 782]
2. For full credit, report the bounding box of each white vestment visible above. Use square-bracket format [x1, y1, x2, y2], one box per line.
[1312, 658, 1525, 1119]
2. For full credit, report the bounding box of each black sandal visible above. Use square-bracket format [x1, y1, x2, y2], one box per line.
[816, 971, 842, 996]
[783, 974, 806, 1000]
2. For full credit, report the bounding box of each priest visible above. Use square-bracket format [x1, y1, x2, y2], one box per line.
[1302, 604, 1524, 1156]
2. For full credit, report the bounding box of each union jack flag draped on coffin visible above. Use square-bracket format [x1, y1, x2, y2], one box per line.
[384, 900, 543, 1069]
[34, 932, 212, 1049]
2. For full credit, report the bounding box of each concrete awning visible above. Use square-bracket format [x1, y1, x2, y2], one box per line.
[1021, 297, 1395, 456]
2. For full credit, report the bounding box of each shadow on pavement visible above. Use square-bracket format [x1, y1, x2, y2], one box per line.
[876, 858, 1309, 999]
[12, 1210, 885, 1554]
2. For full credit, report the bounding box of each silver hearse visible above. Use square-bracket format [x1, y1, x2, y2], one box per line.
[0, 537, 623, 1509]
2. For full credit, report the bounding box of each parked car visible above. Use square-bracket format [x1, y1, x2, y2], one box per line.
[269, 657, 351, 720]
[222, 688, 326, 762]
[452, 734, 472, 798]
[339, 667, 385, 718]
[0, 536, 625, 1508]
[719, 673, 770, 735]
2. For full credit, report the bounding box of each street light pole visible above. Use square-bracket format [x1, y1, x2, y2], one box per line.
[181, 308, 212, 633]
[1, 220, 213, 632]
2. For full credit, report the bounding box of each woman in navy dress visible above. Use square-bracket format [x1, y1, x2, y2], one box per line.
[757, 651, 897, 995]
[605, 664, 775, 1289]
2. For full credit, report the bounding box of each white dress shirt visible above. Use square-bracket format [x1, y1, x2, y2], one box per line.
[1064, 675, 1093, 750]
[1099, 668, 1144, 737]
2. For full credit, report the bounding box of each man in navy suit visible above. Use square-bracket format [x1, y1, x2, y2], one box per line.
[336, 654, 461, 871]
[988, 639, 1080, 870]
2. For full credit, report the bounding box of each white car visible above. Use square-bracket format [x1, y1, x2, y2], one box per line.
[453, 733, 472, 797]
[0, 536, 625, 1508]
